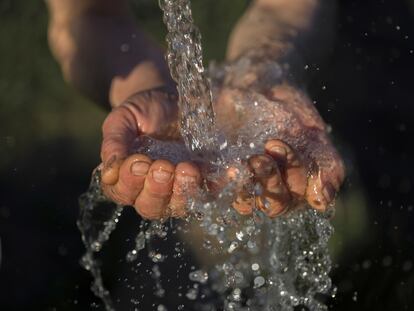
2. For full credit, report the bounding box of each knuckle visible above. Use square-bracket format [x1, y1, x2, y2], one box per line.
[103, 184, 133, 205]
[135, 204, 163, 220]
[148, 189, 172, 199]
[102, 109, 123, 133]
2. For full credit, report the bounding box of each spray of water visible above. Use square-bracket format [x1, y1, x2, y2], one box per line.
[77, 1, 337, 310]
[159, 0, 219, 154]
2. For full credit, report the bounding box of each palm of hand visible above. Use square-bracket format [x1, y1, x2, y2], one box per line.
[214, 84, 345, 216]
[100, 85, 345, 220]
[100, 88, 201, 219]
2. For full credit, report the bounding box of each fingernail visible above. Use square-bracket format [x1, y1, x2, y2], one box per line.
[270, 146, 287, 158]
[152, 169, 173, 183]
[131, 161, 150, 176]
[322, 183, 336, 203]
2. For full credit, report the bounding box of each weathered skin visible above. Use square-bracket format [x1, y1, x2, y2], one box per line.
[99, 89, 202, 219]
[215, 84, 345, 216]
[99, 83, 344, 219]
[46, 0, 344, 220]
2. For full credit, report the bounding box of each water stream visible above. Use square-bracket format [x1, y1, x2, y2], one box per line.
[77, 1, 336, 310]
[159, 0, 219, 155]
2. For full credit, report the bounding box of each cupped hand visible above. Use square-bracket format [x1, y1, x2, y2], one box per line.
[100, 85, 345, 220]
[215, 84, 345, 217]
[100, 88, 202, 219]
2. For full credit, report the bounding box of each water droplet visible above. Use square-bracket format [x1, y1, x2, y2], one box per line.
[157, 304, 167, 311]
[235, 231, 245, 241]
[352, 291, 358, 302]
[253, 276, 265, 288]
[251, 263, 260, 271]
[231, 288, 242, 301]
[382, 256, 393, 267]
[228, 241, 239, 253]
[120, 43, 130, 52]
[403, 260, 412, 272]
[189, 270, 208, 284]
[186, 287, 198, 300]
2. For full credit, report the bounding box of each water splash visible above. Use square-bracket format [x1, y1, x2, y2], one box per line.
[77, 1, 337, 310]
[159, 0, 219, 155]
[78, 170, 123, 311]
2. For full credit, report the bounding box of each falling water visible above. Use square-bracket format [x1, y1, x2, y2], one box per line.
[77, 170, 122, 311]
[159, 0, 219, 154]
[77, 1, 337, 310]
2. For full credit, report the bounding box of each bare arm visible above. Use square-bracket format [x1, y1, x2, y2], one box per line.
[220, 0, 345, 213]
[226, 0, 336, 84]
[46, 0, 174, 108]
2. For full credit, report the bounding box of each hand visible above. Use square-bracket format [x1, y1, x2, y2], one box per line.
[100, 88, 202, 220]
[214, 84, 345, 217]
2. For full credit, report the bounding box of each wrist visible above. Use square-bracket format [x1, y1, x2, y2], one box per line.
[46, 0, 128, 24]
[109, 60, 175, 109]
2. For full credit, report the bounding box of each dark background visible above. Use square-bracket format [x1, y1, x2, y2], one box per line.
[1, 0, 414, 310]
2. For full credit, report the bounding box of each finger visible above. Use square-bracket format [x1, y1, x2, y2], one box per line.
[228, 155, 274, 215]
[257, 167, 291, 218]
[102, 154, 151, 205]
[248, 154, 274, 178]
[134, 159, 175, 220]
[100, 155, 123, 186]
[306, 158, 345, 211]
[232, 191, 254, 216]
[265, 139, 307, 199]
[169, 162, 202, 218]
[101, 106, 139, 184]
[305, 169, 335, 211]
[224, 166, 255, 216]
[305, 145, 346, 211]
[206, 163, 248, 194]
[249, 155, 291, 218]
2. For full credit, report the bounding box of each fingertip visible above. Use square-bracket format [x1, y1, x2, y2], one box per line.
[264, 139, 289, 163]
[248, 154, 274, 177]
[169, 162, 202, 218]
[134, 202, 167, 220]
[134, 159, 175, 220]
[101, 157, 122, 185]
[232, 197, 254, 216]
[175, 162, 201, 184]
[265, 139, 307, 198]
[322, 182, 336, 205]
[306, 175, 334, 211]
[256, 196, 290, 218]
[260, 165, 284, 194]
[308, 200, 327, 212]
[226, 166, 242, 181]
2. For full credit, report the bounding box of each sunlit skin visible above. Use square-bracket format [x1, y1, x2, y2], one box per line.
[99, 86, 345, 219]
[46, 0, 344, 220]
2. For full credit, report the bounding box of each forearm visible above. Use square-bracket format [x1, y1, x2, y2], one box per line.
[226, 0, 336, 84]
[46, 0, 129, 23]
[46, 0, 174, 108]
